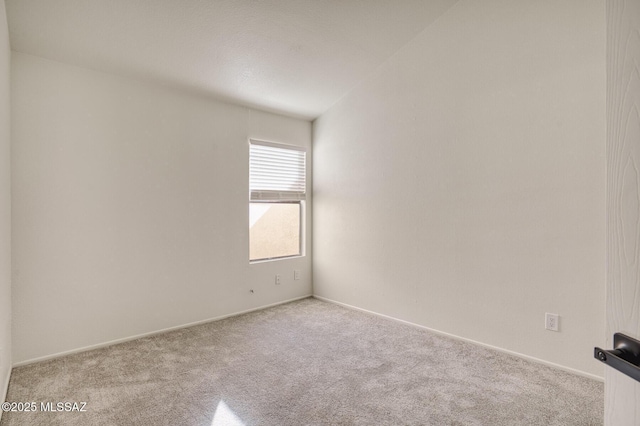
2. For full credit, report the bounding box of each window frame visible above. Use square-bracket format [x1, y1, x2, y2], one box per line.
[249, 139, 306, 263]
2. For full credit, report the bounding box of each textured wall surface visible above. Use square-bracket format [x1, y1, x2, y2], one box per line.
[314, 0, 606, 377]
[0, 0, 11, 409]
[11, 53, 312, 363]
[605, 0, 640, 424]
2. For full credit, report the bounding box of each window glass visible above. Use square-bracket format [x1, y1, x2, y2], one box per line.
[249, 202, 301, 261]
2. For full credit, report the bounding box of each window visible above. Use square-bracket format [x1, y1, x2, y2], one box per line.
[249, 140, 306, 261]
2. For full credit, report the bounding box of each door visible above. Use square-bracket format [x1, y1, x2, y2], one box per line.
[606, 1, 640, 424]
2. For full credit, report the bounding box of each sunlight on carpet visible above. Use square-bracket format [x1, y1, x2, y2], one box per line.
[211, 400, 245, 426]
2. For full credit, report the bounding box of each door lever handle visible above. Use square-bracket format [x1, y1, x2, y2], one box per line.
[595, 333, 640, 383]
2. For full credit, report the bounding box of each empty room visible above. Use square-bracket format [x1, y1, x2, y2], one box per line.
[1, 0, 639, 425]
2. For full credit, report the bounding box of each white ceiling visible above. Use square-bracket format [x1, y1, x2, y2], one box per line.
[5, 0, 458, 120]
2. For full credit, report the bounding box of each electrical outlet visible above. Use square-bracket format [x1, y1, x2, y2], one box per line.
[294, 270, 300, 280]
[545, 313, 559, 332]
[275, 274, 281, 285]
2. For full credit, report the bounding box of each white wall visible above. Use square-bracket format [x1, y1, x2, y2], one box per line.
[0, 0, 11, 407]
[314, 0, 605, 377]
[11, 52, 312, 363]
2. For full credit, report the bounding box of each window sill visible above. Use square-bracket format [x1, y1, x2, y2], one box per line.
[249, 255, 305, 264]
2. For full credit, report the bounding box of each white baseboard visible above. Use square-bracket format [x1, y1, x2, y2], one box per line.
[313, 295, 604, 383]
[13, 294, 312, 367]
[14, 293, 604, 383]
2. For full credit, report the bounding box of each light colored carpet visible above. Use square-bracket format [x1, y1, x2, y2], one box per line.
[1, 297, 603, 425]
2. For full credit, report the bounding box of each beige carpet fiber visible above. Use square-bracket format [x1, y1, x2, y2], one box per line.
[1, 297, 602, 425]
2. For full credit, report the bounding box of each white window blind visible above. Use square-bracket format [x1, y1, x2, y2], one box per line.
[250, 140, 306, 201]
